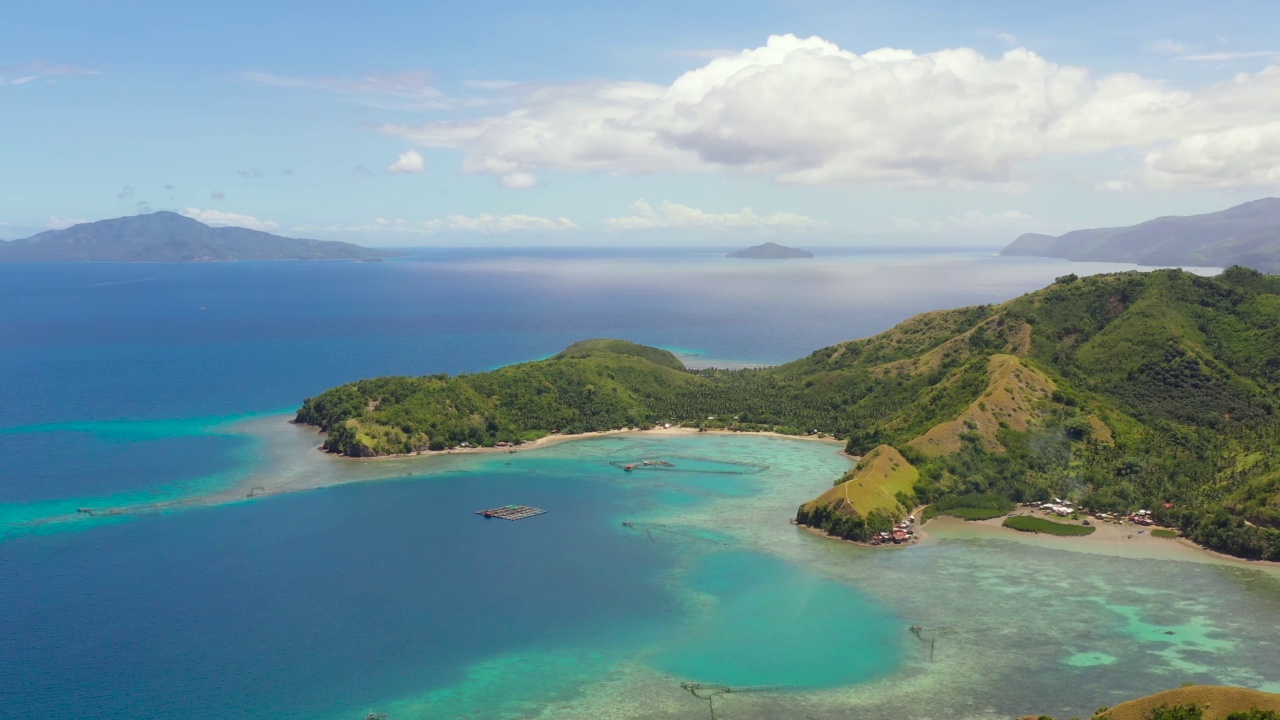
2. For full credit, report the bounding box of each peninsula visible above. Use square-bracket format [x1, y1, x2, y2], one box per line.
[298, 267, 1280, 562]
[726, 242, 814, 259]
[0, 211, 388, 262]
[1001, 197, 1280, 272]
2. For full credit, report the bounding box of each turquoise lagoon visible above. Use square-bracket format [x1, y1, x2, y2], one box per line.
[2, 423, 1278, 720]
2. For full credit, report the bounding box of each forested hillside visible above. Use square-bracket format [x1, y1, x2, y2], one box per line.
[298, 268, 1280, 560]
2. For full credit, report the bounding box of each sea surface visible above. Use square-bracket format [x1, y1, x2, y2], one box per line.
[2, 247, 1275, 720]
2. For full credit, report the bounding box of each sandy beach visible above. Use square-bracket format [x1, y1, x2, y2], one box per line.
[313, 423, 843, 462]
[924, 508, 1280, 573]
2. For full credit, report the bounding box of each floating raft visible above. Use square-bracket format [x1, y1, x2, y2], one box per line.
[475, 504, 546, 521]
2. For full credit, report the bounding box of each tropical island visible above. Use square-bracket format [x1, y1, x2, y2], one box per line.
[1002, 197, 1280, 272]
[297, 267, 1280, 562]
[725, 241, 814, 259]
[0, 211, 388, 262]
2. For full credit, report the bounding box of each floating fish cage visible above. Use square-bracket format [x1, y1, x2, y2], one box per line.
[475, 505, 546, 521]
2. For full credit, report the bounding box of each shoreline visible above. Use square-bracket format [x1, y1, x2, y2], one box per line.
[796, 503, 1278, 572]
[793, 504, 931, 550]
[926, 509, 1280, 573]
[26, 417, 1279, 575]
[305, 423, 844, 462]
[34, 420, 845, 529]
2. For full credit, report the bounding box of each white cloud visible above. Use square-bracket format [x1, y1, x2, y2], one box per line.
[1146, 39, 1188, 55]
[1096, 179, 1135, 192]
[890, 209, 1036, 236]
[386, 150, 425, 174]
[995, 33, 1018, 47]
[604, 199, 822, 230]
[1138, 121, 1280, 189]
[424, 214, 577, 232]
[1177, 50, 1280, 62]
[242, 70, 453, 111]
[0, 60, 99, 87]
[378, 34, 1280, 191]
[181, 208, 280, 232]
[499, 171, 538, 189]
[47, 216, 87, 229]
[295, 214, 578, 236]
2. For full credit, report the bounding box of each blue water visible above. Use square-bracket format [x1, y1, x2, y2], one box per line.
[0, 471, 678, 719]
[0, 249, 1243, 719]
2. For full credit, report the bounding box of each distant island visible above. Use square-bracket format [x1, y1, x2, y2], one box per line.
[726, 242, 814, 259]
[1002, 197, 1280, 272]
[297, 268, 1280, 562]
[0, 211, 388, 262]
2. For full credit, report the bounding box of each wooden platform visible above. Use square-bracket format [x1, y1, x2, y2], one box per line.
[475, 505, 546, 521]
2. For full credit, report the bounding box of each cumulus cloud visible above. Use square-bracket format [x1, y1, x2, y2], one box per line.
[385, 150, 425, 174]
[378, 34, 1280, 191]
[1139, 120, 1280, 189]
[604, 200, 822, 230]
[0, 60, 99, 87]
[890, 209, 1036, 236]
[181, 208, 280, 232]
[210, 190, 226, 201]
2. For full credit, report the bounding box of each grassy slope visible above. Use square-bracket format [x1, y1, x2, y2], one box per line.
[800, 445, 918, 519]
[1095, 685, 1280, 720]
[907, 354, 1057, 456]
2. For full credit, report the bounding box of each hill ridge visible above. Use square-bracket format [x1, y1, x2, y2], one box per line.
[0, 211, 385, 262]
[1001, 197, 1280, 271]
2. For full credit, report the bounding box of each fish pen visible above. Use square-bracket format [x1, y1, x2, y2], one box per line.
[609, 455, 769, 475]
[475, 505, 546, 521]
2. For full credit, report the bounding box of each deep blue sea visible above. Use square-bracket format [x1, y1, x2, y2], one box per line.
[5, 247, 1274, 720]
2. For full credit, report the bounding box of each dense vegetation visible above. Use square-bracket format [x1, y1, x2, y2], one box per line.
[920, 493, 1014, 521]
[1003, 516, 1096, 536]
[298, 268, 1280, 560]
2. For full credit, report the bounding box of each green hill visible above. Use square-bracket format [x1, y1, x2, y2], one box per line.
[297, 267, 1280, 560]
[794, 445, 918, 538]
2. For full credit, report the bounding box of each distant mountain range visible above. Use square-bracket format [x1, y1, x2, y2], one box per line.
[726, 242, 814, 259]
[1002, 198, 1280, 271]
[0, 212, 386, 262]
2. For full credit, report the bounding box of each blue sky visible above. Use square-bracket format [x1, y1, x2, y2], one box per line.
[3, 0, 1280, 245]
